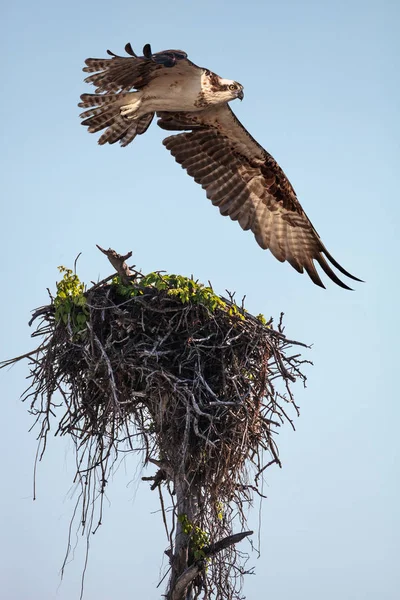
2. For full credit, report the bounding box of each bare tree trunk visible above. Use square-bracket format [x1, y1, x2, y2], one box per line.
[166, 473, 253, 599]
[167, 476, 199, 600]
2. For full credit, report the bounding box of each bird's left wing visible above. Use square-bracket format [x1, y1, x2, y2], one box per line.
[82, 43, 199, 93]
[158, 106, 361, 289]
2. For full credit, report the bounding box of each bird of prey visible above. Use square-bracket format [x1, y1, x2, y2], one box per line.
[79, 43, 361, 289]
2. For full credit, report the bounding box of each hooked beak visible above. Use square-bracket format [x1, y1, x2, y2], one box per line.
[236, 88, 244, 101]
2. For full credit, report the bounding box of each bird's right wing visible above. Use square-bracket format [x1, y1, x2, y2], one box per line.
[158, 106, 361, 289]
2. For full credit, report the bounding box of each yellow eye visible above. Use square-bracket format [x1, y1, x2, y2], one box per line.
[229, 84, 236, 90]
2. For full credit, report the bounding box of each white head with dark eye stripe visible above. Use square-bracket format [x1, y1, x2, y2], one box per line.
[200, 69, 244, 105]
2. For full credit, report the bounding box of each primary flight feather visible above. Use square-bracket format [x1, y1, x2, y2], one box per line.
[79, 43, 361, 289]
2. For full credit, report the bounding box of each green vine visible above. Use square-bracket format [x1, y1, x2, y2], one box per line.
[215, 501, 224, 521]
[113, 273, 245, 320]
[54, 267, 88, 335]
[178, 514, 210, 561]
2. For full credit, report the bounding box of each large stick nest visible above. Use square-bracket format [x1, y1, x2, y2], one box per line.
[3, 254, 310, 599]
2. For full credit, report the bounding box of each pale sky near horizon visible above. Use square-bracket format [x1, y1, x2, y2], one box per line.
[1, 1, 399, 599]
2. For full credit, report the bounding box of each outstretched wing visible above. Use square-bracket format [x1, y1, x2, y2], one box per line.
[82, 43, 199, 93]
[158, 106, 361, 289]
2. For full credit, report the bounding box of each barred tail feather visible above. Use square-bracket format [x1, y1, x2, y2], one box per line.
[120, 113, 154, 147]
[98, 112, 154, 146]
[79, 92, 154, 146]
[79, 92, 133, 108]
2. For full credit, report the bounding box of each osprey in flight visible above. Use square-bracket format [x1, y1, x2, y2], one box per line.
[79, 43, 360, 289]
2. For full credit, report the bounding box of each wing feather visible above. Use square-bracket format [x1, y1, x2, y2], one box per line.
[82, 43, 199, 93]
[159, 106, 361, 288]
[214, 183, 251, 212]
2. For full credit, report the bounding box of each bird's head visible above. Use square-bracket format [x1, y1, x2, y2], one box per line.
[201, 69, 244, 105]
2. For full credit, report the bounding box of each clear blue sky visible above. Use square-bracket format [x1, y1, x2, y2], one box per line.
[1, 1, 399, 598]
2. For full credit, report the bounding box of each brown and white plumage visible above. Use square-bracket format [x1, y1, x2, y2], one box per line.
[79, 43, 361, 289]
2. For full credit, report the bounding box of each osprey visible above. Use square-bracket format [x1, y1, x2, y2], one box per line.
[79, 43, 361, 289]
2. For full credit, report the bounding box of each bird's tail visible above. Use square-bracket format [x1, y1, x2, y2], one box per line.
[79, 93, 154, 146]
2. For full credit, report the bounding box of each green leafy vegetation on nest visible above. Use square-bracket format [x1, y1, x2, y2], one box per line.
[53, 267, 267, 330]
[54, 267, 88, 335]
[256, 313, 267, 325]
[113, 272, 247, 320]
